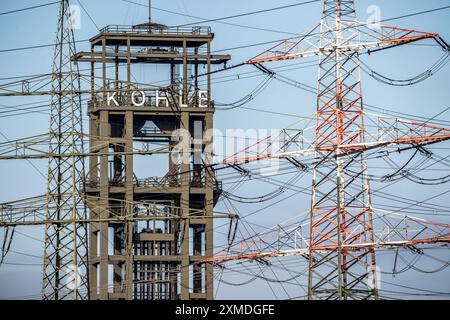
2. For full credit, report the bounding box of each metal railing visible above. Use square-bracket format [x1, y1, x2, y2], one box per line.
[99, 25, 211, 36]
[83, 177, 222, 191]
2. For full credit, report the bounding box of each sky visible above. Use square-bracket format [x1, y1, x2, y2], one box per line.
[0, 0, 450, 300]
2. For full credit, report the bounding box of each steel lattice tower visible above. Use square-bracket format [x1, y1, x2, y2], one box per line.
[206, 0, 450, 300]
[42, 0, 89, 300]
[308, 0, 377, 300]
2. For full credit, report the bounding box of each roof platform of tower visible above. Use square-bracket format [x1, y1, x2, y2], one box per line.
[73, 23, 231, 65]
[89, 24, 218, 48]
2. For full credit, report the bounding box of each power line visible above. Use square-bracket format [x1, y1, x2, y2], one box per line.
[121, 0, 302, 35]
[1, 4, 449, 55]
[381, 5, 450, 24]
[0, 39, 89, 54]
[0, 1, 59, 16]
[213, 4, 450, 52]
[1, 1, 450, 301]
[174, 0, 322, 27]
[76, 0, 99, 31]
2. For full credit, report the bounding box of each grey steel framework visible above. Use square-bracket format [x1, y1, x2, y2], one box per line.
[74, 23, 230, 299]
[42, 0, 89, 300]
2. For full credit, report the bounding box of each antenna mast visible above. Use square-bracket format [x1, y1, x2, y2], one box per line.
[149, 0, 152, 25]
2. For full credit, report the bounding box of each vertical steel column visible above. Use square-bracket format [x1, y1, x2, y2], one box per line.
[125, 110, 134, 299]
[179, 37, 191, 300]
[193, 225, 203, 294]
[98, 110, 109, 299]
[180, 111, 190, 300]
[204, 112, 214, 300]
[88, 114, 99, 299]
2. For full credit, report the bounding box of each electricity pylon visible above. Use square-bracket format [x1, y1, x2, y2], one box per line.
[41, 0, 89, 300]
[206, 0, 450, 300]
[303, 0, 377, 299]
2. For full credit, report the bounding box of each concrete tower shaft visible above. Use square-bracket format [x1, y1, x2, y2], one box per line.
[74, 23, 230, 300]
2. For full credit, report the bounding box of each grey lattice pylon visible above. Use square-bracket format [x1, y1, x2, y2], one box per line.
[41, 0, 88, 300]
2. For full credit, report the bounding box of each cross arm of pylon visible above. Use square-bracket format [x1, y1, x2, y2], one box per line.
[373, 211, 450, 247]
[222, 116, 450, 165]
[0, 195, 238, 227]
[0, 72, 161, 97]
[245, 22, 449, 64]
[203, 222, 311, 264]
[202, 212, 450, 264]
[0, 132, 171, 160]
[0, 133, 51, 159]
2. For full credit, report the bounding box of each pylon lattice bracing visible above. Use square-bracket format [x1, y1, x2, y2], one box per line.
[42, 0, 89, 300]
[308, 0, 376, 300]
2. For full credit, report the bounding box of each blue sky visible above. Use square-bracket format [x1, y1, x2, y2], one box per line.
[0, 0, 450, 300]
